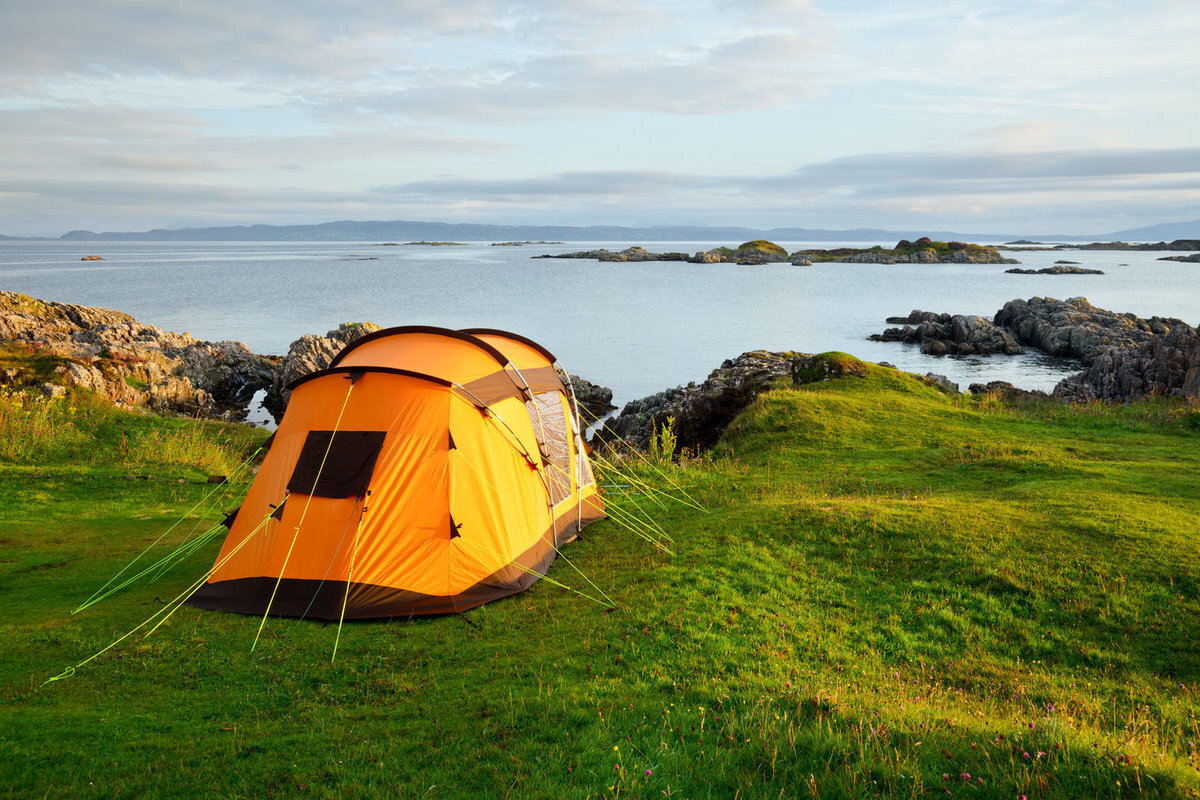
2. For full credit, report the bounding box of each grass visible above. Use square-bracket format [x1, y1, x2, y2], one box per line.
[1, 358, 1198, 798]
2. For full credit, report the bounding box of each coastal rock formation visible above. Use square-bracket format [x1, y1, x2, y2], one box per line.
[0, 290, 276, 418]
[599, 351, 870, 453]
[1158, 253, 1200, 263]
[869, 311, 1024, 356]
[690, 240, 791, 265]
[556, 369, 616, 422]
[535, 247, 689, 262]
[874, 295, 1200, 403]
[992, 297, 1189, 362]
[263, 322, 382, 420]
[967, 381, 1049, 402]
[794, 238, 1018, 265]
[1052, 325, 1200, 403]
[2, 291, 618, 427]
[1005, 266, 1105, 275]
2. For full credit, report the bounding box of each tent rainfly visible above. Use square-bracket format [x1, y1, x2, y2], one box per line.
[187, 327, 605, 620]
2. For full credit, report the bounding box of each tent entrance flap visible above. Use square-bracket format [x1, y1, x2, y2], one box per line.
[286, 430, 387, 498]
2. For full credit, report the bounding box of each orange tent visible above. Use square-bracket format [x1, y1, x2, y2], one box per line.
[188, 327, 605, 619]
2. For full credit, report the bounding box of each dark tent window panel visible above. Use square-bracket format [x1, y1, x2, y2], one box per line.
[287, 430, 387, 498]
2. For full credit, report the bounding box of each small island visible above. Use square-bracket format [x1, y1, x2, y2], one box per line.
[1005, 266, 1104, 275]
[374, 241, 468, 247]
[536, 237, 1018, 266]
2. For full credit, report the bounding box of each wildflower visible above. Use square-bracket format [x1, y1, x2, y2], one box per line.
[942, 773, 949, 781]
[614, 764, 620, 771]
[1022, 751, 1030, 759]
[1028, 722, 1035, 729]
[1037, 751, 1046, 758]
[1047, 704, 1055, 713]
[960, 772, 970, 781]
[645, 769, 652, 776]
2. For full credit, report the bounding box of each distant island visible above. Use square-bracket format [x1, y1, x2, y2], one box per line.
[538, 238, 1018, 266]
[375, 241, 468, 246]
[1004, 239, 1200, 252]
[3, 217, 1192, 243]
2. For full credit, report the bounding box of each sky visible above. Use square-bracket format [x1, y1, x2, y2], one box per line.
[2, 0, 1199, 237]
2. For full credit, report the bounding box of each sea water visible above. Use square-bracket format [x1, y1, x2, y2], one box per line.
[1, 239, 1197, 408]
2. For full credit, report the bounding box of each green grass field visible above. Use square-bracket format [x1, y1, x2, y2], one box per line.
[1, 359, 1198, 798]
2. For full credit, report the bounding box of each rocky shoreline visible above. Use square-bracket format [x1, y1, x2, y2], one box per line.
[0, 291, 613, 425]
[871, 296, 1200, 403]
[6, 289, 1196, 458]
[595, 295, 1199, 455]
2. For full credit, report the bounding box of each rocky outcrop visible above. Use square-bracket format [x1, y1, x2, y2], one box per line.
[555, 369, 616, 422]
[2, 291, 617, 426]
[1005, 266, 1104, 275]
[534, 247, 690, 262]
[993, 297, 1189, 362]
[1158, 253, 1200, 263]
[262, 322, 382, 420]
[967, 381, 1049, 402]
[869, 311, 1024, 356]
[1052, 325, 1200, 403]
[873, 295, 1200, 403]
[690, 240, 791, 265]
[795, 238, 1018, 265]
[598, 351, 870, 453]
[0, 290, 275, 418]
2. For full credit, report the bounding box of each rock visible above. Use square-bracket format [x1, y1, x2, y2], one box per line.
[0, 290, 275, 418]
[1005, 266, 1104, 275]
[874, 295, 1200, 403]
[264, 322, 382, 419]
[793, 239, 1018, 265]
[967, 381, 1049, 402]
[921, 373, 959, 394]
[534, 247, 688, 262]
[993, 296, 1187, 362]
[1158, 253, 1200, 263]
[689, 240, 791, 265]
[598, 351, 867, 453]
[555, 368, 616, 422]
[791, 257, 813, 266]
[869, 310, 1024, 356]
[1052, 323, 1200, 403]
[80, 255, 104, 261]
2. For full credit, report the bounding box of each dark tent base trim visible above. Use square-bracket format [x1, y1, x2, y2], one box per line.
[186, 502, 606, 620]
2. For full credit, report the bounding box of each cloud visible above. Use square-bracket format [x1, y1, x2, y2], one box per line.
[0, 106, 509, 180]
[760, 148, 1200, 189]
[357, 146, 1200, 232]
[375, 170, 714, 198]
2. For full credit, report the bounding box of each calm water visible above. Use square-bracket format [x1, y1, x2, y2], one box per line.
[2, 240, 1197, 409]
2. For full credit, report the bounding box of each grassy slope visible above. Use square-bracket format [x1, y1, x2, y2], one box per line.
[0, 363, 1198, 799]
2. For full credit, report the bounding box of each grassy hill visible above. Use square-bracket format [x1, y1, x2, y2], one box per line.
[1, 360, 1197, 798]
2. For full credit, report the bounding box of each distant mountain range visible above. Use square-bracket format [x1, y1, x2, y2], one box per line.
[4, 218, 1200, 243]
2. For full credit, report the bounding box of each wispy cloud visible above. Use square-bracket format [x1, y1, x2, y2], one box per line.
[0, 0, 1197, 234]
